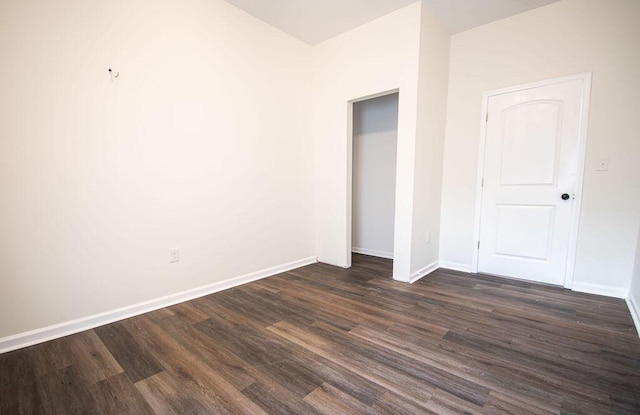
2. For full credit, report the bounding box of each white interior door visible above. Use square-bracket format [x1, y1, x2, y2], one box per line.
[478, 76, 588, 286]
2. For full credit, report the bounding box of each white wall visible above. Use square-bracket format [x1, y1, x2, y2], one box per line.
[440, 0, 640, 295]
[311, 2, 422, 280]
[0, 0, 315, 339]
[352, 94, 399, 259]
[629, 226, 640, 333]
[410, 5, 450, 278]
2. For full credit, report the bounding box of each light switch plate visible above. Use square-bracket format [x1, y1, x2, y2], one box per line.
[597, 158, 609, 171]
[169, 248, 180, 263]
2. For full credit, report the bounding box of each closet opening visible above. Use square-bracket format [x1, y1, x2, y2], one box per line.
[349, 92, 399, 270]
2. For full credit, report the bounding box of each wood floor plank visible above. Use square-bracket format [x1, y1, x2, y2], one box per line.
[303, 382, 380, 415]
[170, 325, 257, 391]
[68, 330, 123, 385]
[423, 388, 486, 415]
[266, 319, 438, 409]
[310, 320, 491, 407]
[35, 365, 98, 415]
[94, 322, 165, 383]
[123, 315, 269, 415]
[87, 373, 155, 415]
[0, 348, 40, 415]
[241, 382, 323, 415]
[135, 370, 226, 415]
[250, 360, 323, 398]
[2, 254, 639, 414]
[442, 329, 611, 403]
[482, 390, 559, 415]
[287, 350, 388, 407]
[372, 391, 439, 415]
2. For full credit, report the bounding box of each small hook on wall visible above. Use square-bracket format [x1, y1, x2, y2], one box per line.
[108, 68, 120, 82]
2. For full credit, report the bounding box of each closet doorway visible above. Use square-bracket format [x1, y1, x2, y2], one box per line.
[351, 92, 399, 261]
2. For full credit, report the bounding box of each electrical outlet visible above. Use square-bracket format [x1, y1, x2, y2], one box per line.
[426, 231, 431, 243]
[169, 248, 180, 263]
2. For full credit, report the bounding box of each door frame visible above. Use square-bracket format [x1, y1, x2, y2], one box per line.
[471, 73, 592, 288]
[346, 88, 399, 270]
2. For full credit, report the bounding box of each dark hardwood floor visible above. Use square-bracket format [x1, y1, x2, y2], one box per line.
[1, 254, 639, 414]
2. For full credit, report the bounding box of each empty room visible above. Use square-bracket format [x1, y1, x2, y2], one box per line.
[1, 0, 639, 414]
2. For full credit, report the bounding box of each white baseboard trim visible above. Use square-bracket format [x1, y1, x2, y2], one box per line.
[0, 256, 317, 354]
[626, 294, 640, 337]
[571, 281, 628, 299]
[438, 261, 474, 273]
[351, 247, 394, 260]
[409, 261, 440, 284]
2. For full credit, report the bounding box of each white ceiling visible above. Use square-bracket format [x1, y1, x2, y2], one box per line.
[224, 0, 560, 45]
[424, 0, 559, 34]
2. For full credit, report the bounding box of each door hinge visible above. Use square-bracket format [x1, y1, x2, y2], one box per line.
[481, 178, 484, 187]
[486, 112, 489, 122]
[477, 241, 480, 249]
